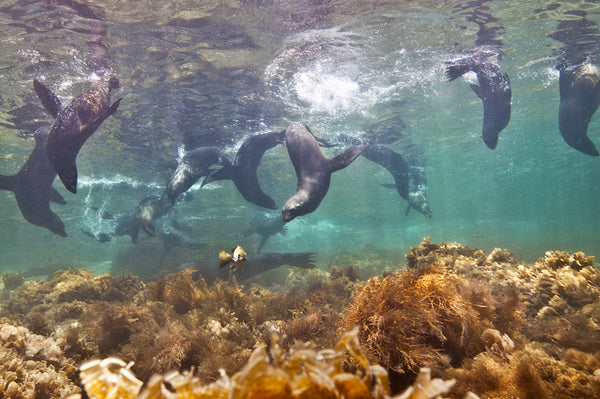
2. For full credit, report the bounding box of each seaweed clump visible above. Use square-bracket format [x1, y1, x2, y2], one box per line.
[341, 265, 491, 378]
[70, 328, 464, 399]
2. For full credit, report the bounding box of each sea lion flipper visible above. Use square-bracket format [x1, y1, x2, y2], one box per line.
[329, 144, 367, 173]
[470, 84, 483, 99]
[142, 222, 155, 237]
[445, 63, 471, 81]
[573, 135, 600, 156]
[202, 165, 232, 186]
[48, 187, 67, 205]
[33, 79, 62, 117]
[405, 205, 411, 216]
[56, 156, 78, 194]
[0, 174, 16, 192]
[381, 183, 395, 190]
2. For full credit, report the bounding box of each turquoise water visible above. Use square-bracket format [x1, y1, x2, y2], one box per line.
[1, 1, 599, 276]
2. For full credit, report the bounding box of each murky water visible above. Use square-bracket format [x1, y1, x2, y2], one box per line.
[1, 0, 599, 276]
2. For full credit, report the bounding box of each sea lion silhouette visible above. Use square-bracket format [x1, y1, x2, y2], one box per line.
[34, 75, 121, 193]
[361, 145, 431, 218]
[446, 54, 511, 149]
[557, 63, 600, 156]
[0, 126, 67, 237]
[202, 131, 285, 209]
[135, 194, 172, 237]
[166, 146, 227, 204]
[282, 123, 367, 222]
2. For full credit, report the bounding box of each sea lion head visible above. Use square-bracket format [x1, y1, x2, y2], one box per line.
[408, 191, 432, 218]
[282, 192, 307, 222]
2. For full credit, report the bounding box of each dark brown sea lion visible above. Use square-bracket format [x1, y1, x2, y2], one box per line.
[34, 75, 121, 193]
[446, 53, 511, 150]
[557, 63, 600, 156]
[0, 126, 67, 237]
[202, 131, 285, 209]
[282, 123, 367, 222]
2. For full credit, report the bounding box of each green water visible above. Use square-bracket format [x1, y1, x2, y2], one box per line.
[0, 0, 599, 276]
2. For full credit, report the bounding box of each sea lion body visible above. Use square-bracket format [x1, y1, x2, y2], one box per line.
[558, 63, 600, 156]
[446, 55, 511, 149]
[282, 123, 366, 222]
[34, 76, 121, 193]
[202, 131, 285, 209]
[135, 195, 172, 237]
[0, 126, 67, 236]
[166, 146, 227, 204]
[361, 144, 432, 218]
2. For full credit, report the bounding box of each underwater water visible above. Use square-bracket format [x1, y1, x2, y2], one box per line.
[0, 0, 599, 276]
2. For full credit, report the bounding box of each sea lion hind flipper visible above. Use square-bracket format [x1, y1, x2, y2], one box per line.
[48, 187, 67, 205]
[33, 79, 62, 117]
[445, 63, 472, 81]
[0, 174, 16, 192]
[329, 144, 368, 173]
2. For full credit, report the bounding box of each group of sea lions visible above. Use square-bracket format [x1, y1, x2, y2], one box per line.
[0, 75, 121, 237]
[2, 48, 600, 240]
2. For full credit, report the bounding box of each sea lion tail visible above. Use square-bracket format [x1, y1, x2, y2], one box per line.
[445, 62, 473, 81]
[329, 144, 368, 173]
[0, 174, 16, 192]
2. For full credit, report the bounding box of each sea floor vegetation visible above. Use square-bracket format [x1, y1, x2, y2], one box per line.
[0, 238, 598, 398]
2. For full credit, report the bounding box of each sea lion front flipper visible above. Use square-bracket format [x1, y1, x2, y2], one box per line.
[48, 187, 67, 205]
[33, 79, 62, 118]
[381, 183, 395, 190]
[445, 63, 471, 81]
[142, 221, 155, 237]
[55, 155, 78, 194]
[257, 236, 268, 253]
[572, 134, 600, 156]
[405, 205, 411, 216]
[202, 165, 233, 186]
[0, 174, 16, 192]
[470, 84, 484, 99]
[329, 144, 368, 173]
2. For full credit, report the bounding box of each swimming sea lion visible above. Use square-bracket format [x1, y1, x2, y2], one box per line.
[166, 145, 227, 204]
[446, 54, 511, 149]
[202, 131, 285, 209]
[361, 145, 431, 218]
[557, 63, 600, 156]
[282, 123, 367, 222]
[0, 126, 67, 237]
[34, 75, 121, 193]
[135, 194, 172, 237]
[239, 211, 287, 252]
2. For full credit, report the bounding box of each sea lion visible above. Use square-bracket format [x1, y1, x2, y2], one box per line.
[282, 123, 367, 222]
[202, 131, 285, 209]
[0, 126, 67, 237]
[238, 211, 287, 252]
[166, 145, 227, 204]
[361, 145, 431, 218]
[557, 63, 600, 156]
[135, 194, 172, 237]
[446, 54, 511, 149]
[34, 75, 121, 193]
